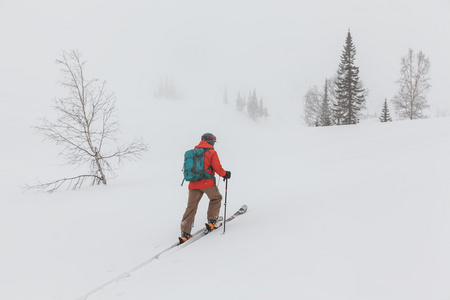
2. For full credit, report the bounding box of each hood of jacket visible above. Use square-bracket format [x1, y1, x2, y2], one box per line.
[195, 140, 215, 150]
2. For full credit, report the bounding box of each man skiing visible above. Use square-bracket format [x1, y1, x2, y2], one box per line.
[179, 133, 231, 243]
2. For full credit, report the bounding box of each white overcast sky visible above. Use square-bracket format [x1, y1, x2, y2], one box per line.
[1, 0, 449, 115]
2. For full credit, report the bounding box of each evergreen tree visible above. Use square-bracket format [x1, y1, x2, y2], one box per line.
[236, 92, 246, 112]
[155, 78, 179, 99]
[258, 98, 264, 118]
[263, 107, 269, 119]
[247, 89, 259, 120]
[223, 85, 229, 104]
[334, 30, 366, 125]
[259, 97, 269, 119]
[236, 88, 269, 120]
[332, 96, 345, 125]
[318, 80, 332, 126]
[303, 79, 335, 127]
[379, 98, 392, 122]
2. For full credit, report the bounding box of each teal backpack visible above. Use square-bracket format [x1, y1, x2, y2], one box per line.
[181, 148, 214, 185]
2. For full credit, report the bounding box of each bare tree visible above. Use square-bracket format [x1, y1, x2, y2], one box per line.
[302, 85, 321, 127]
[392, 49, 431, 120]
[302, 77, 337, 127]
[26, 50, 148, 193]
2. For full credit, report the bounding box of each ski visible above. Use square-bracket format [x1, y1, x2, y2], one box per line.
[223, 204, 247, 223]
[178, 204, 248, 247]
[213, 204, 247, 231]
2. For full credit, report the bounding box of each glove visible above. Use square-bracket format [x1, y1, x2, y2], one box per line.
[223, 171, 231, 180]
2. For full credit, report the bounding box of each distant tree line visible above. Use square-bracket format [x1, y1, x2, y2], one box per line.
[154, 78, 179, 100]
[224, 86, 269, 121]
[302, 30, 431, 126]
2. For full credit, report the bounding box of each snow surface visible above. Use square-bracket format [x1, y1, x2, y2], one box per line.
[1, 1, 450, 298]
[1, 94, 450, 300]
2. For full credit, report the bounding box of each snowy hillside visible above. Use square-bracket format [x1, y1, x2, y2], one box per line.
[1, 95, 450, 300]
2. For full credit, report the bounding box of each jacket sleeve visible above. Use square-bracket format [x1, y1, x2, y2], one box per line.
[211, 151, 226, 177]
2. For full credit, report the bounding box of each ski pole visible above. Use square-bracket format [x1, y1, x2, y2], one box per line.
[223, 178, 228, 234]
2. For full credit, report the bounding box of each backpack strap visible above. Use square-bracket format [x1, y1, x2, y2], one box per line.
[204, 148, 213, 173]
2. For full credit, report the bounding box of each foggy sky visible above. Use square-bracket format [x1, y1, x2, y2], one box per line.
[1, 0, 449, 117]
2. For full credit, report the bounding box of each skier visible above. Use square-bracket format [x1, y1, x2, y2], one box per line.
[179, 133, 231, 243]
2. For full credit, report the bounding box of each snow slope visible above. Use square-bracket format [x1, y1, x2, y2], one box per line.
[1, 95, 450, 300]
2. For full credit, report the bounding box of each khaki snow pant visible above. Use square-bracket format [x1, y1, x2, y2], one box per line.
[180, 185, 223, 234]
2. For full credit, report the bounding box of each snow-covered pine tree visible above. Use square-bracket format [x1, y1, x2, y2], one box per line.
[379, 98, 392, 122]
[334, 30, 366, 125]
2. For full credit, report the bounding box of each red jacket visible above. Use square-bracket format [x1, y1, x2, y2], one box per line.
[188, 141, 226, 190]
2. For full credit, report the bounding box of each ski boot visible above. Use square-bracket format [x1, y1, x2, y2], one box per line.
[178, 232, 193, 244]
[205, 219, 220, 233]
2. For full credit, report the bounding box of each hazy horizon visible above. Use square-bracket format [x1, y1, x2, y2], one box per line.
[1, 0, 449, 118]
